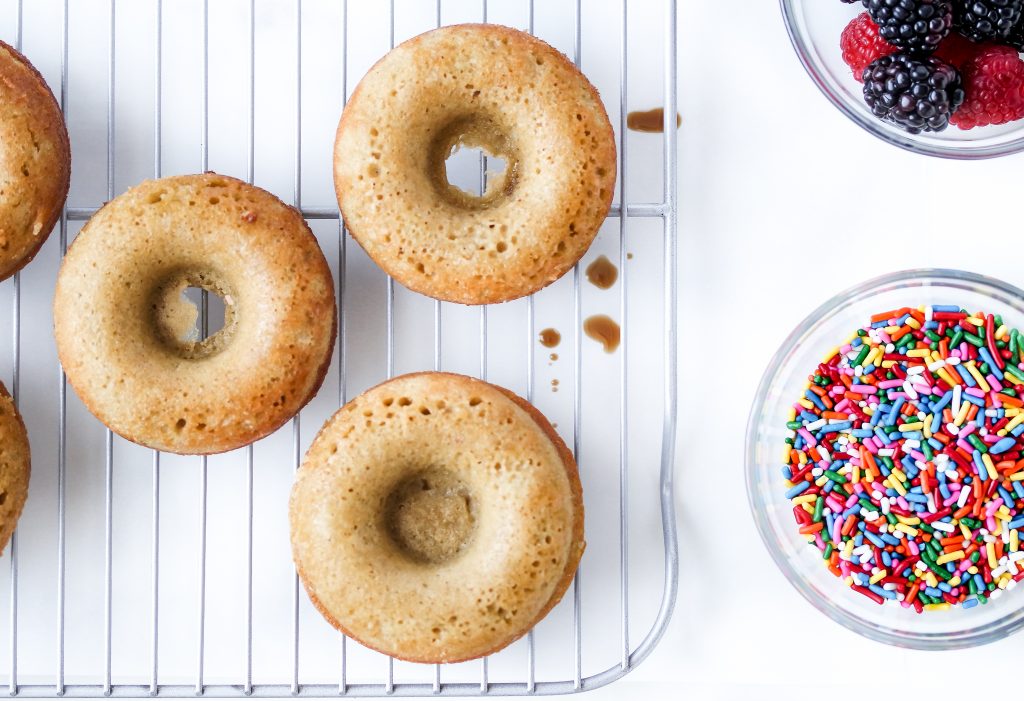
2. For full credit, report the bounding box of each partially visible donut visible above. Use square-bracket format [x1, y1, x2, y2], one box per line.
[290, 372, 585, 663]
[334, 24, 617, 305]
[0, 40, 71, 281]
[0, 382, 29, 556]
[53, 174, 337, 455]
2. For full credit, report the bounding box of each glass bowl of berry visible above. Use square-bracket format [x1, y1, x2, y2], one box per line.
[781, 0, 1024, 159]
[747, 269, 1024, 648]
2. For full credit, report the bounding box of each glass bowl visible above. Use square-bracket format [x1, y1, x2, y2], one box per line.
[747, 269, 1024, 649]
[780, 0, 1024, 159]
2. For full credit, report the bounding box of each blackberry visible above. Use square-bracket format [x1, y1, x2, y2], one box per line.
[953, 0, 1024, 42]
[862, 53, 965, 132]
[864, 0, 954, 53]
[1009, 15, 1024, 47]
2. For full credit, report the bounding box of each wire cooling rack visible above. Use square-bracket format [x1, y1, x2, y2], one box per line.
[0, 0, 677, 696]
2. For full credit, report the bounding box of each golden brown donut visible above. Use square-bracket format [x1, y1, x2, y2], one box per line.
[0, 382, 29, 556]
[0, 40, 71, 281]
[53, 174, 336, 455]
[290, 372, 584, 663]
[334, 24, 616, 305]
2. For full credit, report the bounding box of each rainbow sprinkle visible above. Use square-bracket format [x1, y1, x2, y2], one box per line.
[783, 305, 1024, 612]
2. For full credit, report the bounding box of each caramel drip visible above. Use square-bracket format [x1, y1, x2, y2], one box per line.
[539, 328, 561, 348]
[584, 315, 621, 353]
[585, 255, 618, 290]
[626, 108, 681, 133]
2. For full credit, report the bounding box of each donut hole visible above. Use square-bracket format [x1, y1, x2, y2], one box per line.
[430, 117, 518, 211]
[384, 469, 477, 565]
[151, 271, 237, 360]
[180, 286, 227, 340]
[443, 145, 506, 199]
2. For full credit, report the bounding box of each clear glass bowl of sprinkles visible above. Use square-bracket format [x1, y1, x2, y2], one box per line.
[747, 269, 1024, 649]
[780, 0, 1024, 160]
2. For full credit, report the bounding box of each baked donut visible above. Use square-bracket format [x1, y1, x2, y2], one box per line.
[53, 174, 336, 455]
[0, 40, 71, 281]
[334, 24, 616, 305]
[0, 382, 30, 556]
[290, 372, 584, 663]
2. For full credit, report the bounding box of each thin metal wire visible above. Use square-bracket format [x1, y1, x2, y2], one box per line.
[291, 2, 304, 696]
[337, 4, 349, 693]
[617, 0, 630, 672]
[151, 444, 160, 696]
[244, 0, 256, 696]
[196, 3, 210, 695]
[200, 0, 208, 172]
[7, 532, 15, 698]
[570, 0, 583, 687]
[103, 1, 116, 694]
[384, 0, 395, 385]
[151, 1, 163, 696]
[337, 0, 350, 451]
[433, 4, 443, 694]
[63, 203, 653, 222]
[290, 408, 301, 694]
[244, 446, 253, 697]
[385, 1, 396, 695]
[55, 1, 69, 696]
[336, 4, 354, 694]
[524, 0, 536, 690]
[9, 261, 18, 695]
[477, 2, 490, 694]
[9, 3, 21, 667]
[197, 380, 209, 694]
[151, 447, 160, 695]
[431, 0, 442, 390]
[243, 438, 253, 698]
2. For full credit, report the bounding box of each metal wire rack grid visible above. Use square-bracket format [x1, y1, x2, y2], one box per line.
[0, 0, 678, 696]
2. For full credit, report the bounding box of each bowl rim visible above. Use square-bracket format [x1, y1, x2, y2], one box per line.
[745, 268, 1024, 649]
[779, 0, 1024, 160]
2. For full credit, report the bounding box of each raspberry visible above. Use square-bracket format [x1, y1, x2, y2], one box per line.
[934, 31, 986, 68]
[842, 13, 900, 81]
[951, 44, 1024, 128]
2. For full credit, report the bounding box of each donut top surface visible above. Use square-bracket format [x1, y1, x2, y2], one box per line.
[334, 24, 617, 305]
[54, 174, 337, 455]
[0, 382, 29, 556]
[0, 40, 70, 281]
[290, 372, 585, 663]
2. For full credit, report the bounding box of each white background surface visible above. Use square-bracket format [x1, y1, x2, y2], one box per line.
[665, 2, 1024, 700]
[4, 0, 1024, 699]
